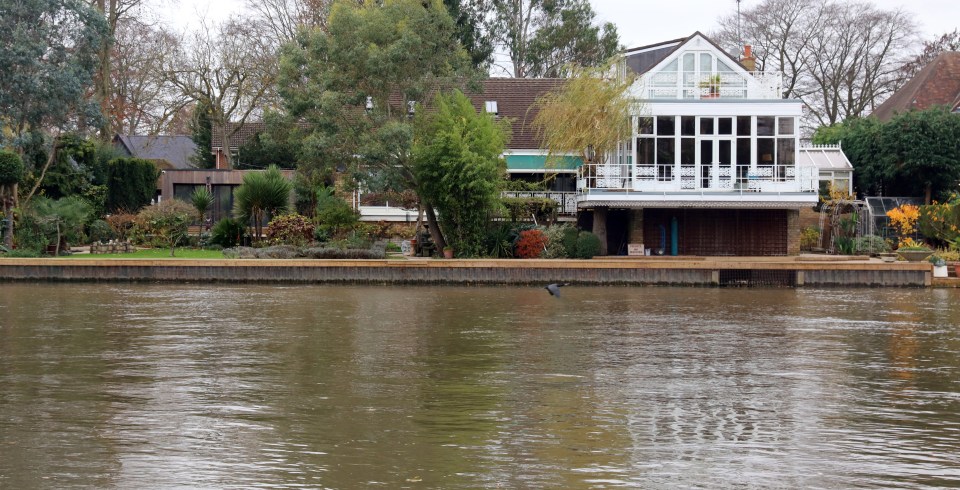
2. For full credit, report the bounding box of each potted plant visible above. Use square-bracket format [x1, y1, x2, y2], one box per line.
[443, 245, 454, 259]
[896, 238, 933, 262]
[699, 74, 722, 98]
[929, 254, 948, 277]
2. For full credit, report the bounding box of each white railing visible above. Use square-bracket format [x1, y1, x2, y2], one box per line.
[577, 162, 818, 194]
[501, 191, 578, 215]
[643, 71, 783, 100]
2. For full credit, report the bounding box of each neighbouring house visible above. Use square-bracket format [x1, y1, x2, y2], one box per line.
[158, 169, 296, 224]
[113, 134, 198, 170]
[210, 122, 266, 169]
[872, 52, 960, 121]
[576, 32, 820, 256]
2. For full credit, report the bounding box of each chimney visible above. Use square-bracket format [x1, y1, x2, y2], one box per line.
[741, 45, 756, 72]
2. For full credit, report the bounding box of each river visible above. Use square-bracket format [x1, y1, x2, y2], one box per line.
[1, 283, 959, 488]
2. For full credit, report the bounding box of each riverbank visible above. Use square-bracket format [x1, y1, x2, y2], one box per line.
[0, 255, 937, 287]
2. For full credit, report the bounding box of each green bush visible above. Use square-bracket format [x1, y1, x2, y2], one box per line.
[105, 157, 159, 212]
[853, 235, 891, 255]
[800, 226, 821, 250]
[88, 219, 113, 243]
[210, 218, 246, 248]
[266, 214, 315, 247]
[483, 223, 514, 258]
[0, 150, 25, 185]
[562, 226, 579, 257]
[501, 197, 556, 223]
[541, 224, 575, 258]
[573, 231, 601, 259]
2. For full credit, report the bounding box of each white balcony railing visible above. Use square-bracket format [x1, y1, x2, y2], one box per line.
[576, 162, 818, 195]
[642, 71, 783, 100]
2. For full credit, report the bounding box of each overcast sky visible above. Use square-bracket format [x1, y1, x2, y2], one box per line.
[163, 0, 957, 49]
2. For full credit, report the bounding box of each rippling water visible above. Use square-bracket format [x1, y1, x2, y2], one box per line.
[1, 284, 959, 488]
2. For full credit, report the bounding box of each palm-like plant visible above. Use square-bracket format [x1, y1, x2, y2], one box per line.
[29, 196, 92, 256]
[190, 187, 214, 242]
[233, 165, 292, 240]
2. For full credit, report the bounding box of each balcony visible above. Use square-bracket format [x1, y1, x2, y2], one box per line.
[501, 190, 578, 215]
[640, 71, 784, 100]
[575, 162, 818, 208]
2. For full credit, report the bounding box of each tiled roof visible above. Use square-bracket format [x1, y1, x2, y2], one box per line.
[872, 52, 960, 121]
[113, 134, 198, 169]
[210, 121, 266, 149]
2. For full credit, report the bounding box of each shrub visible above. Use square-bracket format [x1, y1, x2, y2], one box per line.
[573, 231, 601, 259]
[0, 150, 25, 186]
[502, 197, 556, 223]
[106, 212, 137, 241]
[541, 224, 575, 258]
[853, 235, 891, 255]
[562, 226, 579, 257]
[315, 186, 359, 237]
[256, 245, 301, 259]
[136, 200, 196, 256]
[303, 247, 384, 259]
[210, 218, 246, 248]
[88, 219, 113, 244]
[800, 226, 821, 250]
[105, 157, 159, 212]
[233, 165, 293, 240]
[483, 223, 514, 258]
[515, 229, 548, 258]
[266, 214, 315, 247]
[385, 241, 401, 252]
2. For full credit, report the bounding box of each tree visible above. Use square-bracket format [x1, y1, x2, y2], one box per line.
[491, 0, 619, 77]
[444, 0, 495, 69]
[28, 196, 93, 256]
[278, 0, 474, 244]
[413, 90, 510, 256]
[166, 18, 278, 169]
[189, 99, 217, 169]
[814, 108, 960, 202]
[0, 151, 25, 249]
[105, 157, 159, 212]
[714, 0, 915, 127]
[137, 199, 195, 256]
[190, 187, 214, 242]
[0, 0, 108, 201]
[233, 165, 292, 240]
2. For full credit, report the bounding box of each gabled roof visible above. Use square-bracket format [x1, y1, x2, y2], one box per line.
[872, 52, 960, 121]
[624, 32, 745, 76]
[210, 122, 267, 149]
[798, 144, 853, 171]
[113, 134, 197, 170]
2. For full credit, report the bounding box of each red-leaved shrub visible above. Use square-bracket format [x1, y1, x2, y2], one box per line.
[515, 229, 548, 258]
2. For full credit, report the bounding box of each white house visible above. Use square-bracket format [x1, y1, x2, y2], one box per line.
[577, 32, 822, 256]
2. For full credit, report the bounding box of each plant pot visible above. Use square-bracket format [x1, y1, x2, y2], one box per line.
[879, 252, 897, 263]
[443, 248, 454, 259]
[934, 264, 949, 278]
[954, 263, 960, 278]
[897, 250, 933, 262]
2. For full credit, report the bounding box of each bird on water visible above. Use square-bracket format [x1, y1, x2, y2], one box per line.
[545, 283, 569, 297]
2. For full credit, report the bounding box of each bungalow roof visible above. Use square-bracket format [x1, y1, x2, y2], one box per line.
[872, 52, 960, 121]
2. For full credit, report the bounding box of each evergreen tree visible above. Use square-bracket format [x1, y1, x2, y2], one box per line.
[189, 100, 217, 169]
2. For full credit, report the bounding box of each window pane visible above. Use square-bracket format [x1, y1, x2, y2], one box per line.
[699, 53, 712, 72]
[700, 117, 714, 135]
[757, 138, 775, 165]
[656, 116, 675, 136]
[757, 116, 775, 136]
[681, 116, 695, 136]
[778, 117, 795, 135]
[683, 53, 695, 72]
[637, 138, 654, 165]
[718, 117, 733, 135]
[657, 137, 675, 164]
[700, 139, 713, 166]
[737, 116, 751, 135]
[719, 140, 732, 167]
[638, 117, 653, 134]
[681, 138, 695, 165]
[778, 138, 795, 166]
[736, 138, 751, 166]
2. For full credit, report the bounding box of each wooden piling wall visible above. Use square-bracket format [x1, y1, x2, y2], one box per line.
[0, 258, 932, 287]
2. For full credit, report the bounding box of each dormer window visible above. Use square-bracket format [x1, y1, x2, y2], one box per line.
[485, 100, 498, 115]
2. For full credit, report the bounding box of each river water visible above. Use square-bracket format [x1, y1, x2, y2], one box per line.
[1, 283, 959, 488]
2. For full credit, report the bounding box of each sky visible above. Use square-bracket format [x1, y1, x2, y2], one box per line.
[162, 0, 958, 49]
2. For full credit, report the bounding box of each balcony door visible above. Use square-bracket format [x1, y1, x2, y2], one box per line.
[699, 138, 734, 189]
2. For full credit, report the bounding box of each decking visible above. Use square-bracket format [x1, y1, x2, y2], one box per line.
[0, 255, 935, 287]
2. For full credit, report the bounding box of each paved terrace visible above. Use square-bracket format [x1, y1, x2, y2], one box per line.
[0, 255, 939, 287]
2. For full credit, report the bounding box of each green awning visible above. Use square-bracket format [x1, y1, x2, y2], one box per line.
[505, 154, 582, 171]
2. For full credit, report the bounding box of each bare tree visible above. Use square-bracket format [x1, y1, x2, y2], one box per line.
[164, 18, 278, 168]
[110, 18, 189, 134]
[714, 0, 915, 128]
[897, 29, 960, 84]
[245, 0, 334, 46]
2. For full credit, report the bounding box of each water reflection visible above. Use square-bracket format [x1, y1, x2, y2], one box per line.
[1, 284, 959, 488]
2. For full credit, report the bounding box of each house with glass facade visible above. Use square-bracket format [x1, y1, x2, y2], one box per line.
[577, 32, 820, 256]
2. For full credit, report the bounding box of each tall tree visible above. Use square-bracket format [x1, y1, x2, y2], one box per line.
[189, 99, 216, 168]
[714, 0, 915, 127]
[491, 0, 619, 78]
[444, 0, 495, 69]
[165, 18, 278, 168]
[0, 0, 109, 203]
[278, 0, 473, 244]
[413, 90, 510, 256]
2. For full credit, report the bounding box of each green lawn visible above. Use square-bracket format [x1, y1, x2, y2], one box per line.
[66, 248, 225, 259]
